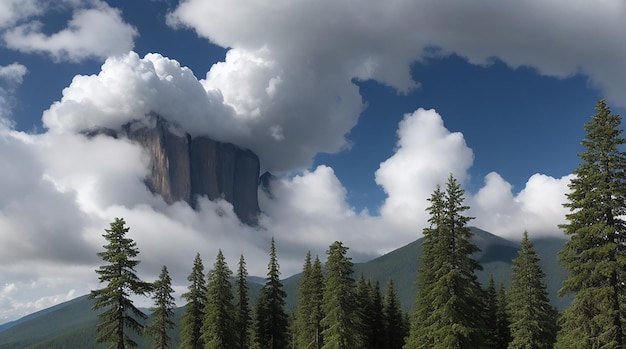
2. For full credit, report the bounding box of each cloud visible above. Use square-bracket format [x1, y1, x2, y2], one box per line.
[3, 0, 137, 62]
[168, 0, 626, 108]
[0, 63, 27, 84]
[0, 0, 41, 29]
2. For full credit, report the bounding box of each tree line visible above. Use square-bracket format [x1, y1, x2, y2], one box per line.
[90, 99, 626, 348]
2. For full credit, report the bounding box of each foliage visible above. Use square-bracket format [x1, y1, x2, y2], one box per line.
[557, 99, 626, 348]
[404, 175, 486, 349]
[255, 238, 289, 349]
[294, 252, 325, 349]
[146, 265, 176, 349]
[179, 253, 207, 349]
[383, 278, 407, 349]
[321, 241, 363, 349]
[201, 249, 236, 349]
[89, 217, 152, 349]
[507, 232, 557, 349]
[234, 255, 252, 349]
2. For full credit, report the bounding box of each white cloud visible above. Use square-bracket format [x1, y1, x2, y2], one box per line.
[0, 63, 27, 84]
[0, 0, 41, 29]
[3, 0, 137, 62]
[168, 0, 626, 107]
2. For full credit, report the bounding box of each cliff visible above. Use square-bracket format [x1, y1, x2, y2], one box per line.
[101, 114, 261, 225]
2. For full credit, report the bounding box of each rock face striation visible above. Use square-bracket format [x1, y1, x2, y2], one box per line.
[97, 113, 261, 225]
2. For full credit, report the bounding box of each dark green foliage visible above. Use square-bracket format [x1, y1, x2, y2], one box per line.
[321, 241, 362, 349]
[234, 255, 252, 349]
[294, 252, 325, 349]
[495, 283, 511, 349]
[357, 276, 385, 349]
[557, 99, 626, 349]
[202, 249, 236, 349]
[383, 279, 407, 349]
[405, 175, 486, 349]
[146, 265, 176, 349]
[507, 232, 556, 349]
[89, 217, 152, 349]
[255, 238, 289, 349]
[484, 276, 499, 349]
[179, 253, 206, 349]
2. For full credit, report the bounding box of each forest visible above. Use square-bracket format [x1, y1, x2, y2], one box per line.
[89, 99, 626, 349]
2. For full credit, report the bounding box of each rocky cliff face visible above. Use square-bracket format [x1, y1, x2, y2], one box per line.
[113, 114, 260, 225]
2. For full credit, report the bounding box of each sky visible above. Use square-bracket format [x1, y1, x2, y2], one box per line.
[0, 0, 625, 323]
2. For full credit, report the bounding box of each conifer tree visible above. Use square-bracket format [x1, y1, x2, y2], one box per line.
[295, 252, 325, 349]
[89, 217, 152, 349]
[557, 99, 626, 349]
[383, 278, 407, 349]
[202, 249, 236, 349]
[179, 253, 207, 349]
[484, 276, 499, 349]
[507, 232, 556, 349]
[404, 175, 485, 349]
[255, 238, 289, 349]
[495, 283, 511, 349]
[357, 277, 385, 349]
[146, 265, 176, 349]
[321, 241, 362, 349]
[235, 255, 251, 349]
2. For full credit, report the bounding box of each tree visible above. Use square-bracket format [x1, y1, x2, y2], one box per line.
[255, 237, 289, 349]
[295, 252, 325, 349]
[146, 265, 176, 349]
[495, 283, 511, 349]
[179, 253, 207, 349]
[507, 232, 556, 349]
[484, 276, 499, 349]
[404, 175, 485, 349]
[89, 217, 152, 349]
[357, 276, 385, 349]
[557, 99, 626, 349]
[321, 241, 362, 349]
[383, 278, 407, 349]
[235, 255, 252, 349]
[202, 249, 236, 349]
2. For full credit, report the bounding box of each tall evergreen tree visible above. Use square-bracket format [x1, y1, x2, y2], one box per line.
[179, 253, 207, 349]
[507, 231, 557, 349]
[255, 238, 289, 349]
[557, 99, 626, 349]
[235, 255, 252, 349]
[495, 283, 511, 349]
[295, 252, 325, 349]
[404, 175, 485, 349]
[321, 241, 362, 349]
[383, 278, 407, 349]
[146, 265, 176, 349]
[89, 217, 152, 349]
[484, 276, 499, 349]
[202, 249, 236, 349]
[357, 276, 385, 349]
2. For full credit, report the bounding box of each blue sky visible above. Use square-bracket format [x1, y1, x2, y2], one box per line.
[0, 0, 624, 322]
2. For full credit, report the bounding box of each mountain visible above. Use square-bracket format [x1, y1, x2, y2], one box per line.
[89, 113, 261, 225]
[0, 228, 568, 348]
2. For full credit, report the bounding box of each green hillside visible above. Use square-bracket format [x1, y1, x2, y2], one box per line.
[0, 228, 567, 348]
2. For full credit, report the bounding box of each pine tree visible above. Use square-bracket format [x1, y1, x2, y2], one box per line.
[89, 217, 152, 349]
[495, 283, 511, 349]
[557, 99, 626, 349]
[404, 175, 485, 349]
[295, 252, 325, 349]
[146, 265, 176, 349]
[321, 241, 362, 349]
[255, 237, 289, 349]
[484, 276, 499, 349]
[383, 278, 407, 349]
[179, 253, 207, 349]
[235, 255, 251, 349]
[507, 232, 556, 349]
[357, 276, 385, 349]
[202, 249, 236, 349]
